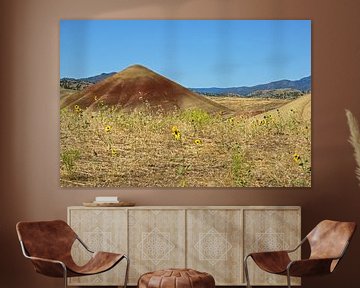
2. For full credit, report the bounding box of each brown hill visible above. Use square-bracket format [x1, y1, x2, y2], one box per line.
[60, 64, 231, 114]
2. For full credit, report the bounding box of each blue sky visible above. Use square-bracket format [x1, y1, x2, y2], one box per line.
[60, 20, 311, 88]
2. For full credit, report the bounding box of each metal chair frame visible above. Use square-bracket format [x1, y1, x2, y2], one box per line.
[244, 236, 350, 288]
[19, 233, 129, 288]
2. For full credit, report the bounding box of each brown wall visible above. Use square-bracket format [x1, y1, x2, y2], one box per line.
[1, 0, 360, 287]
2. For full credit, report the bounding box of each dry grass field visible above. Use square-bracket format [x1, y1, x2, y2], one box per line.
[60, 94, 311, 187]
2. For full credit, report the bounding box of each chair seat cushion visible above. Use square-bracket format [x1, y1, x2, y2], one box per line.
[138, 268, 215, 288]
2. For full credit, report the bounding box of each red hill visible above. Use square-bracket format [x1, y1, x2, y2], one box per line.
[60, 65, 231, 114]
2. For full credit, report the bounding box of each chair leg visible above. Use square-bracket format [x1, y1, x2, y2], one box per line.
[286, 270, 291, 288]
[62, 264, 68, 288]
[244, 255, 252, 288]
[123, 255, 130, 288]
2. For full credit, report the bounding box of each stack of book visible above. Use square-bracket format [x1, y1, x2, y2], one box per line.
[83, 196, 135, 207]
[93, 196, 119, 204]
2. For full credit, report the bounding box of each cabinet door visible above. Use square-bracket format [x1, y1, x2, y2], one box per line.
[243, 209, 301, 286]
[187, 209, 243, 285]
[128, 209, 186, 284]
[68, 208, 127, 286]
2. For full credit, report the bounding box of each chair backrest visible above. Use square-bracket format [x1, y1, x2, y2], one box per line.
[307, 220, 356, 261]
[16, 220, 77, 261]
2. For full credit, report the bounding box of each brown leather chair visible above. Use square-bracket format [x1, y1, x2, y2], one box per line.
[244, 220, 356, 288]
[16, 220, 129, 288]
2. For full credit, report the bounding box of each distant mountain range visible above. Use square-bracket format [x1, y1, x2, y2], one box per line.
[61, 72, 311, 98]
[191, 76, 311, 96]
[62, 72, 117, 84]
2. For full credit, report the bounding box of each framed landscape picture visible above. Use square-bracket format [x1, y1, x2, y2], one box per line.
[60, 20, 311, 187]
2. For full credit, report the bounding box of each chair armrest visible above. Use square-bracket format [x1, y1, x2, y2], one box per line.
[247, 250, 290, 259]
[286, 237, 307, 253]
[76, 236, 94, 253]
[245, 237, 306, 259]
[26, 255, 65, 265]
[287, 258, 336, 277]
[25, 255, 67, 278]
[19, 240, 67, 277]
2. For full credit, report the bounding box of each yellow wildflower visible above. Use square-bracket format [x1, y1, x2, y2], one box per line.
[227, 117, 234, 124]
[174, 130, 181, 140]
[74, 104, 82, 113]
[111, 148, 118, 156]
[293, 153, 301, 163]
[194, 139, 202, 145]
[259, 119, 267, 126]
[105, 125, 112, 132]
[171, 126, 179, 133]
[171, 126, 181, 140]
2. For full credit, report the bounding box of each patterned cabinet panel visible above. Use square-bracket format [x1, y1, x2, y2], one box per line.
[68, 208, 127, 286]
[243, 208, 301, 286]
[67, 206, 301, 286]
[128, 209, 186, 284]
[187, 209, 243, 285]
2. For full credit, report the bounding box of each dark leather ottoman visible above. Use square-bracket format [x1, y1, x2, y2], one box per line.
[138, 268, 215, 288]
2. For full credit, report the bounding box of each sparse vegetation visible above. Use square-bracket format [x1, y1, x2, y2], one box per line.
[60, 95, 311, 187]
[60, 79, 92, 91]
[60, 149, 81, 177]
[247, 88, 304, 99]
[231, 145, 252, 187]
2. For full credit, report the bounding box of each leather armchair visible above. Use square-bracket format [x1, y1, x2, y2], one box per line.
[244, 220, 356, 288]
[16, 220, 129, 288]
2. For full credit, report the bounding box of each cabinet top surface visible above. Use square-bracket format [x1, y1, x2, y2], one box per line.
[68, 205, 301, 210]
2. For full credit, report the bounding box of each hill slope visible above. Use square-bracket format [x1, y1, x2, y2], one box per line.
[253, 94, 311, 122]
[60, 65, 231, 114]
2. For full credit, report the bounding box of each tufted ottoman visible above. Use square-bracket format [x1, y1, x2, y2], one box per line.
[138, 268, 215, 288]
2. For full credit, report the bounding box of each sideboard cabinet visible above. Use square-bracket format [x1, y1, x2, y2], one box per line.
[67, 206, 301, 286]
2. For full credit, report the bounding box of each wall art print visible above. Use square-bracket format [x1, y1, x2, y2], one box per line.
[60, 20, 311, 188]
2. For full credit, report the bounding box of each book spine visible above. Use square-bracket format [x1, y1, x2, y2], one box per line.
[95, 196, 118, 202]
